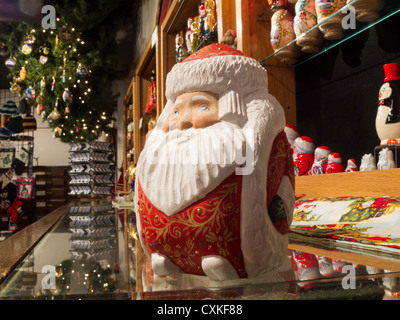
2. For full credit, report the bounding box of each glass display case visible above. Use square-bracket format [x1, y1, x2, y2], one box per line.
[1, 199, 400, 301]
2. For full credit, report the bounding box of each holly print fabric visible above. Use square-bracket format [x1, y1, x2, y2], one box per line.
[291, 194, 400, 253]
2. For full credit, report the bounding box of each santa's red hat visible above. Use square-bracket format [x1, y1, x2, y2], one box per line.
[328, 152, 342, 163]
[315, 145, 331, 157]
[161, 43, 272, 128]
[294, 136, 315, 153]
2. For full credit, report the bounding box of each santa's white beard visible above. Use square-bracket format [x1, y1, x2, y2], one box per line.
[136, 121, 254, 216]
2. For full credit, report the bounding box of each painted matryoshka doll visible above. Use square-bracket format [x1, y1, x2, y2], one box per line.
[315, 0, 347, 40]
[326, 152, 345, 173]
[311, 145, 331, 174]
[270, 9, 301, 65]
[347, 0, 384, 22]
[293, 135, 315, 175]
[294, 0, 323, 53]
[375, 63, 400, 146]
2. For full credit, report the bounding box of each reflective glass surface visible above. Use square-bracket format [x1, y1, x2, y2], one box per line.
[1, 200, 400, 300]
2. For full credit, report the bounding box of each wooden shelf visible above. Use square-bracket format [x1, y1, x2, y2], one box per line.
[295, 168, 400, 198]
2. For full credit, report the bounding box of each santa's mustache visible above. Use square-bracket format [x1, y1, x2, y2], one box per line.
[144, 122, 255, 175]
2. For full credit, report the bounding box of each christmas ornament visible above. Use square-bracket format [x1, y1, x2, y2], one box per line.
[198, 1, 207, 41]
[76, 64, 88, 78]
[294, 0, 323, 53]
[345, 158, 359, 172]
[36, 77, 47, 111]
[25, 33, 36, 45]
[185, 17, 194, 54]
[51, 74, 56, 91]
[175, 31, 188, 63]
[39, 55, 48, 65]
[26, 98, 35, 105]
[25, 87, 36, 100]
[39, 43, 51, 56]
[76, 125, 80, 133]
[21, 43, 32, 55]
[65, 106, 70, 114]
[135, 43, 295, 281]
[316, 0, 346, 40]
[0, 40, 8, 57]
[49, 99, 61, 121]
[59, 27, 72, 41]
[63, 88, 73, 104]
[376, 63, 400, 146]
[5, 58, 17, 69]
[36, 94, 47, 106]
[62, 55, 67, 83]
[19, 67, 27, 81]
[270, 9, 300, 65]
[205, 0, 217, 33]
[326, 152, 345, 173]
[53, 126, 62, 138]
[10, 83, 20, 94]
[36, 104, 44, 115]
[145, 71, 156, 114]
[190, 16, 200, 53]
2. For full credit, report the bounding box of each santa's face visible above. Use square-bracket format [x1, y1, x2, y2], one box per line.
[162, 91, 220, 132]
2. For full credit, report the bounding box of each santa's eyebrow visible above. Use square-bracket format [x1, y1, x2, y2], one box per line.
[192, 95, 211, 102]
[174, 98, 183, 106]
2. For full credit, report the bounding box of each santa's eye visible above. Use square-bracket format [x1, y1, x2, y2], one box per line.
[198, 105, 209, 112]
[172, 110, 179, 116]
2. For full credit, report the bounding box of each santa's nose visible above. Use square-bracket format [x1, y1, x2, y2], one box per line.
[177, 112, 193, 130]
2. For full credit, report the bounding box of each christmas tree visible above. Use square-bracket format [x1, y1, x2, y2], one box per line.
[0, 0, 130, 143]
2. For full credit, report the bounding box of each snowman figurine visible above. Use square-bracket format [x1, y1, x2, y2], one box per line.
[360, 153, 377, 171]
[377, 147, 397, 170]
[311, 145, 331, 175]
[293, 136, 315, 176]
[326, 152, 345, 174]
[345, 158, 359, 172]
[375, 63, 400, 145]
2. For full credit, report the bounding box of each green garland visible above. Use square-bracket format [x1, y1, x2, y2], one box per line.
[1, 14, 118, 143]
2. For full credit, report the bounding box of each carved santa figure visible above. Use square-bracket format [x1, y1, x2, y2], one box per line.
[135, 44, 295, 281]
[345, 158, 359, 172]
[293, 136, 315, 176]
[311, 145, 331, 175]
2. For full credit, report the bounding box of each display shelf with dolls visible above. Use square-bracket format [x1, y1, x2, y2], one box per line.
[260, 0, 400, 66]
